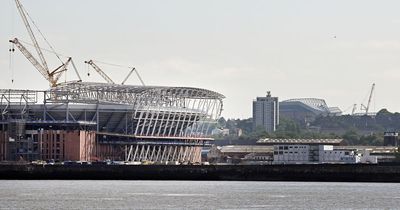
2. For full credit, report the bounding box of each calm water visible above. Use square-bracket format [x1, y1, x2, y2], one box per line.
[0, 181, 399, 209]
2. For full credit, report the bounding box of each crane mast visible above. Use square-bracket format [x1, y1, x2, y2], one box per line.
[360, 83, 375, 115]
[14, 0, 49, 72]
[11, 0, 76, 87]
[10, 38, 50, 81]
[351, 104, 357, 115]
[122, 67, 145, 86]
[85, 60, 115, 84]
[365, 83, 375, 115]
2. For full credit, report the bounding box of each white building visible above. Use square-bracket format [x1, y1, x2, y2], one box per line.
[253, 91, 279, 133]
[273, 145, 311, 164]
[273, 144, 361, 164]
[211, 128, 230, 136]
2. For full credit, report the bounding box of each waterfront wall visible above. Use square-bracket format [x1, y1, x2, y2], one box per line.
[1, 164, 400, 182]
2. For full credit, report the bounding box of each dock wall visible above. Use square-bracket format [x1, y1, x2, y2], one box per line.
[1, 164, 400, 182]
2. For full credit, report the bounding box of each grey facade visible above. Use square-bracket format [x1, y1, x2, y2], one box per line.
[252, 92, 279, 133]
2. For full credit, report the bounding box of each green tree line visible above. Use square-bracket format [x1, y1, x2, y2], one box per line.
[214, 108, 400, 146]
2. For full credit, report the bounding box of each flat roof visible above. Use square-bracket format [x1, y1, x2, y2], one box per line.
[220, 145, 273, 153]
[257, 138, 343, 145]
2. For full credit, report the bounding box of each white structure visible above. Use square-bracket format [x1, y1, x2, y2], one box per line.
[273, 145, 310, 164]
[273, 144, 361, 164]
[211, 128, 230, 136]
[253, 91, 279, 133]
[318, 145, 360, 163]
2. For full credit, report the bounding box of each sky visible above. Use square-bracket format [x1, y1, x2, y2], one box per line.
[1, 0, 400, 119]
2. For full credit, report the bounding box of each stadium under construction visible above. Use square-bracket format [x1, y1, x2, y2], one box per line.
[1, 0, 225, 164]
[0, 82, 224, 163]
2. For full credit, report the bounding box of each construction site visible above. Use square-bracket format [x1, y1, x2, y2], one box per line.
[0, 0, 224, 164]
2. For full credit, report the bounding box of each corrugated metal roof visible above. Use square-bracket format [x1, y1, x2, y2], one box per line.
[334, 146, 398, 153]
[257, 138, 343, 145]
[220, 145, 273, 153]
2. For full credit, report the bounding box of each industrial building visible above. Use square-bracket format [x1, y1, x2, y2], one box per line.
[252, 91, 279, 133]
[257, 138, 384, 164]
[272, 145, 361, 164]
[257, 138, 344, 146]
[279, 98, 342, 125]
[207, 145, 273, 164]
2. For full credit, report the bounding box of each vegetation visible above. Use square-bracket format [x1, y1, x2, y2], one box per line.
[214, 108, 400, 146]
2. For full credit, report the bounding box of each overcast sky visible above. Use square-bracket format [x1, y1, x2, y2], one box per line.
[1, 0, 400, 119]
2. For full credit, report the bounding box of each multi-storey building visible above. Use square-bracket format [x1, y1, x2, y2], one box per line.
[252, 91, 279, 133]
[273, 144, 360, 164]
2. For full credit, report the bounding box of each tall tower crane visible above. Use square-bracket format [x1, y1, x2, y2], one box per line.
[360, 83, 375, 115]
[10, 0, 78, 87]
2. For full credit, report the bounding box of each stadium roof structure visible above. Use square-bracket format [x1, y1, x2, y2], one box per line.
[280, 98, 341, 115]
[257, 138, 343, 145]
[282, 98, 329, 112]
[219, 145, 273, 154]
[46, 82, 225, 105]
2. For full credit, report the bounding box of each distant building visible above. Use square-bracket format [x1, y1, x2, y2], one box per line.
[279, 98, 341, 125]
[237, 128, 243, 137]
[257, 138, 344, 146]
[273, 145, 361, 164]
[257, 138, 384, 164]
[211, 128, 230, 136]
[252, 91, 279, 133]
[383, 132, 399, 146]
[207, 145, 273, 164]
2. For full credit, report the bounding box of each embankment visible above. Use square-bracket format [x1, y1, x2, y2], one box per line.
[1, 163, 400, 182]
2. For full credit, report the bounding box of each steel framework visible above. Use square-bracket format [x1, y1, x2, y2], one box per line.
[0, 82, 224, 163]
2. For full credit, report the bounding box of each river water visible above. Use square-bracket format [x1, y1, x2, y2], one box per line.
[0, 181, 399, 209]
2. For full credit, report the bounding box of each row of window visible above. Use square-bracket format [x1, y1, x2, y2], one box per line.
[274, 151, 308, 155]
[276, 145, 308, 150]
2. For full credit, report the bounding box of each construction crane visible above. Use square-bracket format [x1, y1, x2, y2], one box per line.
[351, 104, 357, 115]
[10, 0, 77, 87]
[86, 60, 146, 86]
[85, 60, 115, 84]
[122, 67, 145, 86]
[360, 83, 375, 115]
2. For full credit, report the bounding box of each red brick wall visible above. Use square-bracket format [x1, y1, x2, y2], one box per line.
[40, 130, 97, 161]
[79, 130, 96, 161]
[40, 130, 66, 161]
